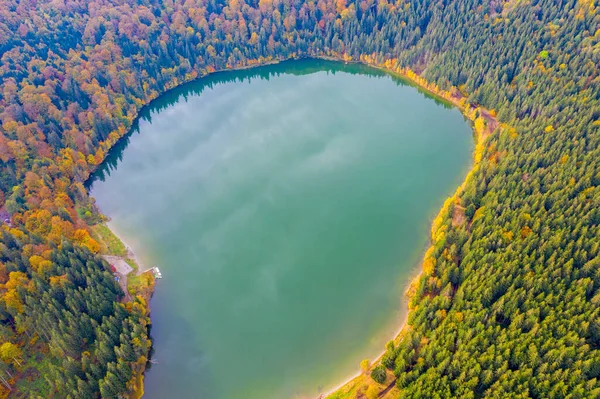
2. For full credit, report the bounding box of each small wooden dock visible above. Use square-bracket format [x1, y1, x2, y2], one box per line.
[150, 267, 163, 279]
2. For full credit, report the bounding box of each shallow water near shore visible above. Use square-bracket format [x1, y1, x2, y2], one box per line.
[88, 59, 473, 399]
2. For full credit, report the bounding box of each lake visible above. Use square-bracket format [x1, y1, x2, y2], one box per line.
[88, 59, 473, 399]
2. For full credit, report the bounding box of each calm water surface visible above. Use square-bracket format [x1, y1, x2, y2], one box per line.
[88, 60, 473, 399]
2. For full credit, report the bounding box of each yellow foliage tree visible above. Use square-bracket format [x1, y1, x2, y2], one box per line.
[0, 342, 22, 367]
[74, 229, 101, 253]
[474, 116, 486, 136]
[423, 256, 436, 276]
[360, 359, 370, 373]
[365, 385, 379, 399]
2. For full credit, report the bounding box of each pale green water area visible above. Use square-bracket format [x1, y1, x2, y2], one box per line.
[88, 60, 473, 399]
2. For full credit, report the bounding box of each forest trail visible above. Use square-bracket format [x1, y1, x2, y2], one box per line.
[479, 108, 499, 140]
[378, 378, 397, 398]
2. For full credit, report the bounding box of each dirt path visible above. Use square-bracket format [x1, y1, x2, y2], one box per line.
[378, 379, 397, 398]
[117, 273, 131, 302]
[479, 107, 499, 140]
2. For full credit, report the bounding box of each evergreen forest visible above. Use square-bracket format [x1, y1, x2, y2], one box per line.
[0, 0, 599, 397]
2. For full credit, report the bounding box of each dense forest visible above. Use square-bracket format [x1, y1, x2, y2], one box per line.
[0, 0, 598, 397]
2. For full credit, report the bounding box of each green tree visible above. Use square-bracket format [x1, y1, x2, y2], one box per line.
[370, 365, 387, 384]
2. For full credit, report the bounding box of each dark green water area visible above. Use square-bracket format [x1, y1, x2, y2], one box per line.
[88, 59, 473, 399]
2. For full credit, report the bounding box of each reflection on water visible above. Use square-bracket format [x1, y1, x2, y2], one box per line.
[86, 59, 450, 189]
[88, 59, 471, 399]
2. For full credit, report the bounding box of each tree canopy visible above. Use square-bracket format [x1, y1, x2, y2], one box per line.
[0, 0, 598, 397]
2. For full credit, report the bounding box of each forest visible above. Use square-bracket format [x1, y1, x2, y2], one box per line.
[0, 0, 599, 397]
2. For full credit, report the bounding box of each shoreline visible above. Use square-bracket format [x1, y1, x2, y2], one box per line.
[93, 219, 156, 399]
[105, 220, 149, 273]
[87, 54, 499, 399]
[321, 58, 499, 398]
[320, 267, 422, 399]
[93, 218, 150, 274]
